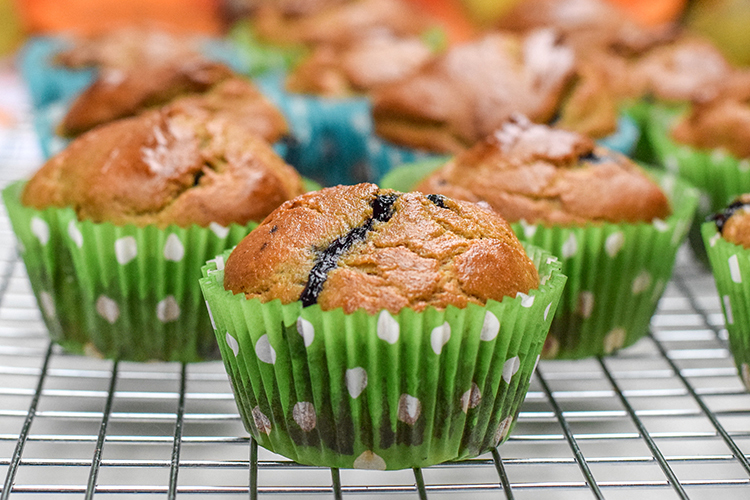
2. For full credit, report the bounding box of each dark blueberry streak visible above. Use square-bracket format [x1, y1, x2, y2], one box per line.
[427, 194, 448, 209]
[299, 194, 399, 307]
[710, 200, 750, 233]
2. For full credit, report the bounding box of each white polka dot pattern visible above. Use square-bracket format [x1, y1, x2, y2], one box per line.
[577, 291, 594, 318]
[96, 296, 120, 324]
[709, 233, 721, 247]
[520, 220, 537, 238]
[296, 317, 315, 347]
[252, 406, 272, 435]
[502, 356, 520, 384]
[561, 233, 578, 259]
[632, 271, 651, 295]
[353, 451, 386, 470]
[39, 291, 56, 319]
[255, 335, 276, 364]
[430, 322, 451, 355]
[723, 295, 734, 325]
[156, 296, 181, 323]
[209, 222, 229, 238]
[225, 332, 240, 357]
[114, 237, 138, 265]
[494, 415, 513, 446]
[67, 221, 83, 248]
[531, 354, 541, 377]
[741, 363, 750, 391]
[460, 382, 482, 412]
[603, 328, 626, 354]
[163, 234, 185, 262]
[516, 292, 534, 308]
[729, 255, 742, 283]
[480, 311, 500, 341]
[206, 301, 216, 330]
[544, 302, 552, 321]
[652, 219, 669, 232]
[293, 402, 317, 432]
[31, 217, 49, 245]
[605, 232, 624, 257]
[346, 367, 368, 399]
[397, 394, 421, 425]
[377, 311, 399, 344]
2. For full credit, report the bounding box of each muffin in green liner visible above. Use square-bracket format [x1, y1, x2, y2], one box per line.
[381, 160, 699, 359]
[644, 102, 750, 265]
[702, 220, 750, 392]
[200, 242, 566, 470]
[3, 180, 259, 361]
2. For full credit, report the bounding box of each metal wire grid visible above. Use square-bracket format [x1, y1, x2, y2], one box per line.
[1, 73, 750, 500]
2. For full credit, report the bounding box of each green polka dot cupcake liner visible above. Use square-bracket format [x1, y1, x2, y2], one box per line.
[702, 222, 750, 392]
[199, 245, 566, 470]
[2, 180, 257, 362]
[380, 160, 700, 359]
[645, 103, 750, 266]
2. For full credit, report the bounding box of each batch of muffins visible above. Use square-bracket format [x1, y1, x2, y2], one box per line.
[4, 0, 750, 471]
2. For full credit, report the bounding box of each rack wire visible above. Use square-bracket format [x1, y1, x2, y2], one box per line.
[1, 70, 749, 499]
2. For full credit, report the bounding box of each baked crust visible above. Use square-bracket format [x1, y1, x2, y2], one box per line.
[372, 30, 575, 153]
[713, 195, 750, 248]
[23, 107, 303, 228]
[415, 115, 671, 226]
[223, 184, 539, 314]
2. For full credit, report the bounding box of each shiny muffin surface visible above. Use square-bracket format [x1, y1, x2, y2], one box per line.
[712, 195, 750, 248]
[224, 184, 539, 314]
[23, 108, 304, 228]
[416, 115, 671, 226]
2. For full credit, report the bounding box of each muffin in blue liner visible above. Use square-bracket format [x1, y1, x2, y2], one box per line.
[256, 72, 374, 187]
[18, 35, 250, 112]
[367, 113, 641, 184]
[199, 183, 567, 469]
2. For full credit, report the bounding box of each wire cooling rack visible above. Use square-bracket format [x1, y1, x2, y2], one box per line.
[1, 68, 750, 500]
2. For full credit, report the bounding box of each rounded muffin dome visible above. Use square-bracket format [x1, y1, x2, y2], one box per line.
[711, 194, 750, 248]
[224, 183, 539, 314]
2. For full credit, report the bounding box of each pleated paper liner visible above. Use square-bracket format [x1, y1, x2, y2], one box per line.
[380, 161, 700, 359]
[702, 223, 750, 392]
[4, 179, 285, 361]
[200, 245, 566, 470]
[367, 114, 641, 185]
[645, 102, 750, 266]
[229, 20, 308, 77]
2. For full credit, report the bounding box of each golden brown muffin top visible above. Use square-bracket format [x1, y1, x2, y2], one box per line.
[415, 115, 671, 226]
[253, 0, 430, 47]
[23, 107, 304, 229]
[55, 26, 202, 71]
[60, 60, 238, 137]
[671, 96, 750, 159]
[712, 195, 750, 248]
[285, 34, 434, 96]
[372, 30, 575, 153]
[224, 184, 539, 314]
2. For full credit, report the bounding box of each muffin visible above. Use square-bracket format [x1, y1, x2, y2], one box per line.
[703, 196, 750, 391]
[386, 115, 699, 358]
[200, 184, 567, 469]
[3, 105, 306, 361]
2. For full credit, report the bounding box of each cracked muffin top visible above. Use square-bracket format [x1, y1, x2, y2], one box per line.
[223, 184, 539, 314]
[711, 195, 750, 248]
[23, 106, 304, 228]
[371, 30, 575, 153]
[415, 115, 671, 226]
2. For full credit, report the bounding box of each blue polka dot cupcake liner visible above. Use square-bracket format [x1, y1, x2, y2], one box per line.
[256, 73, 376, 187]
[199, 245, 566, 470]
[645, 102, 750, 266]
[380, 162, 700, 359]
[367, 114, 642, 185]
[2, 180, 258, 362]
[18, 36, 251, 112]
[702, 222, 750, 392]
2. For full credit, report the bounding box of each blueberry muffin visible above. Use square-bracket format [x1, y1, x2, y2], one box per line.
[200, 184, 567, 469]
[392, 116, 698, 358]
[5, 105, 305, 361]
